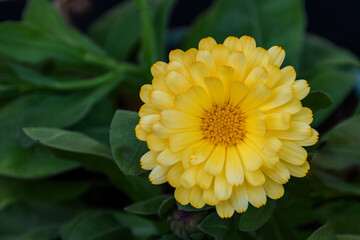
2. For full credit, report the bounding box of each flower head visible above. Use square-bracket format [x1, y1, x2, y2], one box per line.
[136, 36, 318, 218]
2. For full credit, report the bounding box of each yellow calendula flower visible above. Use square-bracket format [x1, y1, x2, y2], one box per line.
[135, 36, 318, 218]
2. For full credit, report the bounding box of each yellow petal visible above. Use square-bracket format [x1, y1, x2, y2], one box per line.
[241, 84, 271, 110]
[183, 48, 198, 68]
[223, 36, 241, 52]
[269, 121, 312, 140]
[243, 136, 279, 169]
[239, 35, 256, 56]
[199, 37, 217, 51]
[263, 176, 284, 199]
[293, 128, 319, 146]
[186, 86, 212, 110]
[293, 79, 310, 100]
[282, 160, 310, 177]
[216, 200, 235, 218]
[151, 61, 167, 77]
[211, 44, 230, 67]
[266, 98, 302, 115]
[265, 64, 282, 88]
[167, 162, 184, 187]
[228, 51, 247, 82]
[149, 165, 170, 184]
[147, 134, 168, 151]
[180, 165, 198, 188]
[229, 81, 249, 106]
[226, 146, 244, 186]
[265, 113, 291, 130]
[169, 131, 203, 152]
[246, 133, 282, 157]
[245, 169, 265, 186]
[189, 61, 210, 88]
[244, 66, 268, 89]
[135, 124, 148, 141]
[157, 148, 182, 166]
[230, 185, 248, 213]
[161, 110, 201, 129]
[204, 145, 226, 176]
[152, 75, 171, 92]
[174, 93, 205, 117]
[259, 86, 293, 111]
[246, 184, 267, 208]
[244, 117, 266, 137]
[140, 151, 159, 170]
[292, 107, 313, 124]
[218, 65, 234, 101]
[197, 50, 216, 74]
[140, 84, 153, 103]
[203, 183, 219, 206]
[139, 114, 160, 132]
[150, 90, 175, 109]
[273, 66, 296, 88]
[167, 61, 192, 82]
[204, 76, 225, 105]
[246, 47, 269, 74]
[190, 186, 206, 208]
[261, 161, 290, 184]
[169, 49, 184, 62]
[191, 140, 215, 165]
[197, 163, 213, 189]
[152, 123, 177, 138]
[267, 46, 285, 67]
[165, 71, 192, 94]
[237, 141, 263, 172]
[139, 103, 160, 118]
[279, 140, 307, 165]
[175, 187, 191, 205]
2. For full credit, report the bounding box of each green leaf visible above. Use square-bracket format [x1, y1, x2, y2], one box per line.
[309, 70, 357, 126]
[113, 212, 159, 239]
[0, 22, 83, 64]
[158, 197, 176, 220]
[0, 176, 90, 211]
[125, 195, 172, 216]
[136, 0, 156, 66]
[88, 0, 140, 61]
[10, 64, 121, 91]
[0, 94, 78, 178]
[300, 34, 360, 79]
[239, 199, 276, 231]
[176, 202, 213, 212]
[23, 0, 116, 68]
[314, 171, 360, 196]
[152, 0, 177, 60]
[59, 212, 134, 240]
[0, 202, 87, 240]
[183, 0, 305, 66]
[18, 80, 118, 148]
[159, 235, 181, 240]
[307, 223, 337, 240]
[198, 212, 230, 240]
[23, 127, 159, 202]
[337, 235, 360, 240]
[301, 90, 333, 114]
[315, 115, 360, 170]
[260, 213, 299, 240]
[110, 110, 147, 175]
[24, 127, 113, 160]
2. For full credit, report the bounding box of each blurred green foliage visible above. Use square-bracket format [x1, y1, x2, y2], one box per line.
[0, 0, 359, 239]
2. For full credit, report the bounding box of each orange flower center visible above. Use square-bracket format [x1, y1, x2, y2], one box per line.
[201, 104, 245, 146]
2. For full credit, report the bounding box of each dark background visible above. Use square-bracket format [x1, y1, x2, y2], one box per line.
[0, 0, 359, 57]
